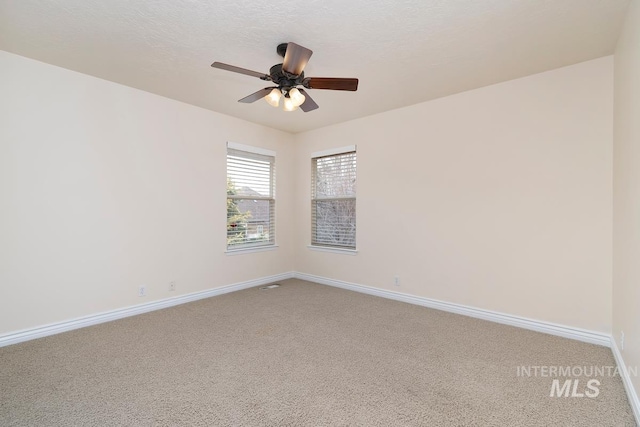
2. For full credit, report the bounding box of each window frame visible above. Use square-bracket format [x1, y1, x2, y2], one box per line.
[226, 142, 276, 253]
[310, 145, 357, 251]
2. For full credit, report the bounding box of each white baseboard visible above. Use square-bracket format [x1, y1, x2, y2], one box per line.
[294, 272, 611, 347]
[0, 272, 294, 348]
[611, 337, 640, 424]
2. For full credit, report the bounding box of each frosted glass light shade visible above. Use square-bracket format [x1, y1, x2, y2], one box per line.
[288, 87, 306, 107]
[283, 96, 298, 112]
[264, 88, 282, 107]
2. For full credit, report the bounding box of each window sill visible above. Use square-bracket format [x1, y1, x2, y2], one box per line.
[226, 245, 278, 255]
[307, 245, 358, 255]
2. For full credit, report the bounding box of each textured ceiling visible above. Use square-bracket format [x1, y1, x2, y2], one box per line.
[0, 0, 630, 133]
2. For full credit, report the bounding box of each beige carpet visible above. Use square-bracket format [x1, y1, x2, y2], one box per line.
[0, 279, 636, 426]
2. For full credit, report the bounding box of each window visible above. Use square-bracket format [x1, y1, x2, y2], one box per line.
[226, 143, 275, 250]
[311, 147, 356, 249]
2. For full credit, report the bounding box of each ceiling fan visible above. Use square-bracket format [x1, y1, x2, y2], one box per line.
[211, 42, 358, 112]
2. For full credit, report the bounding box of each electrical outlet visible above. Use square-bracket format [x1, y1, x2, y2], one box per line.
[621, 331, 625, 351]
[394, 276, 400, 287]
[169, 281, 176, 292]
[138, 286, 146, 297]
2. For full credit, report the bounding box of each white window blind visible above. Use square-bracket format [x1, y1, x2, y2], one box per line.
[311, 150, 356, 249]
[227, 146, 275, 250]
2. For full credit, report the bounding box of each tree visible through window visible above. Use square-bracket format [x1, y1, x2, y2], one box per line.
[311, 150, 356, 249]
[226, 145, 275, 249]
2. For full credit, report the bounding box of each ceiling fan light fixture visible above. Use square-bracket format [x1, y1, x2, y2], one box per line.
[212, 42, 357, 113]
[282, 96, 298, 112]
[264, 88, 282, 107]
[288, 87, 306, 107]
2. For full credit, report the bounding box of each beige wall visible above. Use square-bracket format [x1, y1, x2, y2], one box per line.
[0, 51, 295, 335]
[0, 50, 616, 340]
[294, 57, 614, 333]
[613, 0, 640, 401]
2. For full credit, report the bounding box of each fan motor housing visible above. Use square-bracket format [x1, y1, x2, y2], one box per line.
[269, 64, 304, 89]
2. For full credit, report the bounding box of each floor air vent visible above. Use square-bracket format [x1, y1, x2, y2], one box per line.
[259, 284, 281, 290]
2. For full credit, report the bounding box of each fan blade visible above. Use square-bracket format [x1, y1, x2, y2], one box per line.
[298, 89, 319, 112]
[304, 77, 358, 91]
[211, 62, 270, 80]
[282, 42, 313, 76]
[238, 87, 275, 103]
